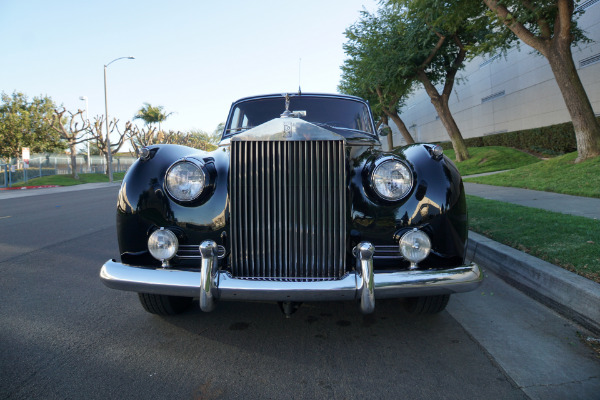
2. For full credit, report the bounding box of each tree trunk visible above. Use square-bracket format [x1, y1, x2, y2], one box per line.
[546, 43, 600, 162]
[432, 96, 469, 162]
[483, 0, 600, 162]
[379, 115, 395, 150]
[385, 111, 415, 145]
[416, 70, 469, 162]
[69, 142, 79, 180]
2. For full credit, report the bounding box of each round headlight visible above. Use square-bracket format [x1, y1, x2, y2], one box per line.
[165, 161, 206, 202]
[371, 159, 412, 201]
[148, 228, 179, 264]
[399, 229, 431, 267]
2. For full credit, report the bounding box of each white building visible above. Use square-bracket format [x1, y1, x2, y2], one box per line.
[387, 1, 600, 148]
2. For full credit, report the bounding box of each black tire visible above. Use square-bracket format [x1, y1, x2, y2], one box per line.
[404, 294, 450, 314]
[138, 293, 193, 315]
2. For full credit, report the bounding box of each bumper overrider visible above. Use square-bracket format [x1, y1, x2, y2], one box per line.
[100, 241, 482, 314]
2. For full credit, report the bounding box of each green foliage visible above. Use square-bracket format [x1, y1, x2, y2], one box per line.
[339, 6, 413, 119]
[467, 195, 600, 282]
[177, 130, 218, 151]
[483, 0, 590, 50]
[0, 92, 65, 161]
[438, 119, 585, 154]
[8, 172, 126, 187]
[466, 152, 600, 198]
[134, 103, 173, 126]
[443, 146, 540, 175]
[391, 0, 508, 77]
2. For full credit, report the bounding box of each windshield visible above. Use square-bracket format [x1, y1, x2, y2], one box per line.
[224, 96, 374, 137]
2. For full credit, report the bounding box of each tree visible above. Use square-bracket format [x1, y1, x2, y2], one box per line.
[0, 92, 64, 162]
[133, 103, 174, 132]
[214, 122, 226, 137]
[388, 0, 503, 161]
[127, 125, 158, 157]
[188, 129, 220, 147]
[89, 116, 132, 174]
[48, 108, 92, 179]
[482, 0, 600, 162]
[127, 126, 219, 156]
[340, 9, 416, 147]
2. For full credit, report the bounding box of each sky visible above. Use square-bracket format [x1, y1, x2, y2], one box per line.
[1, 0, 378, 137]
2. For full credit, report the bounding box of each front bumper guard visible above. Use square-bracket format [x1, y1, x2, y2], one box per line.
[100, 240, 482, 314]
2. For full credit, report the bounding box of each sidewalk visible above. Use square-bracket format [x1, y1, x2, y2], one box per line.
[464, 182, 600, 334]
[0, 181, 122, 200]
[464, 182, 600, 219]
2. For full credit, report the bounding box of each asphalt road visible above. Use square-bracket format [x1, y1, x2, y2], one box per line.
[0, 186, 594, 399]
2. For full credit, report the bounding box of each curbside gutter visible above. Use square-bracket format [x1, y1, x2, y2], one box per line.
[0, 185, 60, 190]
[467, 231, 600, 335]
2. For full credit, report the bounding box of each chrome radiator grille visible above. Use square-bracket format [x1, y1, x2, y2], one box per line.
[230, 140, 346, 280]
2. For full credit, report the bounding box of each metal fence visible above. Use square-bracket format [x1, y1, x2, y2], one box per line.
[1, 154, 137, 188]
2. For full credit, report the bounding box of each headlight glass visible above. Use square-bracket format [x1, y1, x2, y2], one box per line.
[166, 161, 206, 201]
[399, 229, 431, 264]
[371, 159, 412, 201]
[148, 228, 179, 263]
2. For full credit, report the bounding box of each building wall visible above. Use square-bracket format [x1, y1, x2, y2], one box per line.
[385, 2, 600, 149]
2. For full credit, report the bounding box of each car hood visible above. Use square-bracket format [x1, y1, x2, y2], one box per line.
[230, 117, 379, 146]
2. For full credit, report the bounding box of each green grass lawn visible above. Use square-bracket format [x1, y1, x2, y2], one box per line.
[467, 195, 600, 283]
[444, 146, 541, 176]
[465, 152, 600, 198]
[11, 172, 125, 187]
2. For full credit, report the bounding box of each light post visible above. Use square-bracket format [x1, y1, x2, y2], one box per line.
[103, 56, 134, 182]
[79, 96, 90, 171]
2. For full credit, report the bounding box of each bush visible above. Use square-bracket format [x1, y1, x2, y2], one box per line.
[438, 118, 597, 155]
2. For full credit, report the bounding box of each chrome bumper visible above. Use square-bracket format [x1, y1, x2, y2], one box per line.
[100, 241, 483, 314]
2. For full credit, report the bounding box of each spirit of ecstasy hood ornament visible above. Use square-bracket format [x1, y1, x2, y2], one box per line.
[280, 93, 292, 118]
[280, 93, 306, 118]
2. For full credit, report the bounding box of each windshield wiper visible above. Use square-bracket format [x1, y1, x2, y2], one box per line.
[224, 126, 254, 133]
[314, 122, 371, 135]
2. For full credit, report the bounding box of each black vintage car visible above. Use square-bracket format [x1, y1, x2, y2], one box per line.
[100, 93, 482, 316]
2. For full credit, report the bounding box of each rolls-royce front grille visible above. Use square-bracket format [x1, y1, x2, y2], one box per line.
[230, 140, 346, 280]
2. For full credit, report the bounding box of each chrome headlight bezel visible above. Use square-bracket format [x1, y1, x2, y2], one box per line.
[370, 158, 413, 202]
[165, 158, 207, 202]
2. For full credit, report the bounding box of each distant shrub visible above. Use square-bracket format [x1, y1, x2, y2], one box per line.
[437, 118, 597, 154]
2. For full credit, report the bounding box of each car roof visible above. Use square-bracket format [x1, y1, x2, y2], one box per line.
[231, 92, 368, 105]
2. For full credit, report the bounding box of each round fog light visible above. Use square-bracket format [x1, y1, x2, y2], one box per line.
[148, 228, 178, 266]
[399, 229, 431, 269]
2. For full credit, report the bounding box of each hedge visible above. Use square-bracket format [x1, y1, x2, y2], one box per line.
[438, 118, 600, 155]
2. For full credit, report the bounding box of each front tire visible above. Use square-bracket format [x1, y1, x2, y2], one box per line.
[404, 294, 450, 314]
[138, 293, 193, 315]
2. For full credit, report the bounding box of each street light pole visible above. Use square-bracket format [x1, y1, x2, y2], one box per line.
[103, 56, 134, 182]
[79, 96, 89, 171]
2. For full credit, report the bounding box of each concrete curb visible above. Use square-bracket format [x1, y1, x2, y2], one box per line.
[468, 231, 600, 335]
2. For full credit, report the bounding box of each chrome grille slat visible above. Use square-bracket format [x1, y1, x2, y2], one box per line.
[230, 139, 346, 280]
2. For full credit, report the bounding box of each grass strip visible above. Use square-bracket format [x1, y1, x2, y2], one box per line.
[444, 146, 540, 176]
[11, 172, 125, 187]
[465, 152, 600, 198]
[467, 195, 600, 283]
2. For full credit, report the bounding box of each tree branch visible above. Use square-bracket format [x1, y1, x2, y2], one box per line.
[483, 0, 547, 55]
[556, 0, 574, 41]
[421, 35, 446, 69]
[442, 36, 467, 98]
[522, 0, 551, 39]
